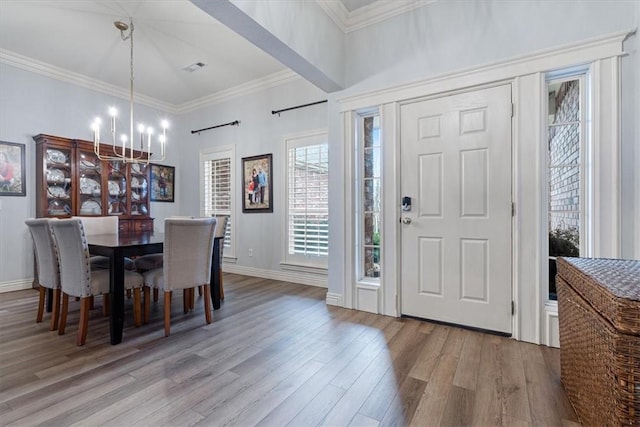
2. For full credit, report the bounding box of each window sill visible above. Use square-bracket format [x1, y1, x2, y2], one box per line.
[280, 262, 327, 275]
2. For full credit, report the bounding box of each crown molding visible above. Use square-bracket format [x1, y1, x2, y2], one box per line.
[316, 1, 348, 33]
[1, 49, 302, 116]
[175, 69, 301, 114]
[316, 0, 434, 33]
[0, 49, 175, 113]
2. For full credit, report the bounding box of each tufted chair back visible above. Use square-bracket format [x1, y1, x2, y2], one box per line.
[71, 216, 118, 235]
[50, 219, 94, 298]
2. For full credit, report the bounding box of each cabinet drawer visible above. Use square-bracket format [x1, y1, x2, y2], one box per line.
[133, 219, 154, 231]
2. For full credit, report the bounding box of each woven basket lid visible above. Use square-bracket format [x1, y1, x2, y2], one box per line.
[557, 257, 640, 335]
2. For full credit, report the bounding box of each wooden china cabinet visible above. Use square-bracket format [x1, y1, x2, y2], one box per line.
[33, 134, 153, 232]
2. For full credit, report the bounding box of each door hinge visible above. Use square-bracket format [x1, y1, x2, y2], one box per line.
[511, 202, 515, 217]
[512, 301, 515, 315]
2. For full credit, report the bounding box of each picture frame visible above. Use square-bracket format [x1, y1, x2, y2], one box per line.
[150, 164, 175, 202]
[242, 153, 273, 213]
[0, 141, 26, 197]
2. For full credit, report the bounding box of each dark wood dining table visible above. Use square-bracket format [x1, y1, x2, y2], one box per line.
[87, 231, 222, 345]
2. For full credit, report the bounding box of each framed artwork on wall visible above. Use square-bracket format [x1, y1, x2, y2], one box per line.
[0, 141, 26, 197]
[150, 164, 175, 202]
[242, 153, 272, 213]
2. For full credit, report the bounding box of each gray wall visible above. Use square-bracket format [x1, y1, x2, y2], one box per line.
[175, 77, 327, 273]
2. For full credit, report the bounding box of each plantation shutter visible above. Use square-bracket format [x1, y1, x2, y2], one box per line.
[287, 143, 329, 256]
[203, 156, 232, 248]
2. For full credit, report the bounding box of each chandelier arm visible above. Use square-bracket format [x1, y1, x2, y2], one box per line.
[92, 18, 166, 164]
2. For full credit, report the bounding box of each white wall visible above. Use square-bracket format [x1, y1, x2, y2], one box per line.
[175, 76, 328, 284]
[327, 0, 639, 343]
[0, 63, 180, 290]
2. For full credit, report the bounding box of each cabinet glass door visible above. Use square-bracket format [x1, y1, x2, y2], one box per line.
[130, 162, 149, 216]
[107, 160, 127, 215]
[78, 150, 103, 216]
[45, 147, 72, 216]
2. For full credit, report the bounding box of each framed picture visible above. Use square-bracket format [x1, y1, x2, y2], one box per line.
[150, 164, 175, 202]
[0, 141, 26, 197]
[242, 153, 273, 213]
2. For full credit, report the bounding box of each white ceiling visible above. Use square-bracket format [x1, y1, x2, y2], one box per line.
[0, 0, 381, 111]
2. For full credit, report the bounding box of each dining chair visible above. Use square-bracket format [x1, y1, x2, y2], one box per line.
[142, 217, 217, 337]
[25, 218, 61, 331]
[50, 218, 145, 345]
[134, 216, 194, 304]
[71, 216, 134, 270]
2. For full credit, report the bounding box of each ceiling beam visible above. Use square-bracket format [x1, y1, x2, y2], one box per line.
[190, 0, 344, 93]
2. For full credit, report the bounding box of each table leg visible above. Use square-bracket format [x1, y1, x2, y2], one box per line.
[210, 238, 221, 310]
[46, 288, 53, 312]
[109, 251, 125, 345]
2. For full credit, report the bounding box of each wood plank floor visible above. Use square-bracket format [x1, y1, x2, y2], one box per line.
[0, 274, 579, 426]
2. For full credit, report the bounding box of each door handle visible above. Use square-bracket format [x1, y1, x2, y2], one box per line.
[401, 217, 412, 224]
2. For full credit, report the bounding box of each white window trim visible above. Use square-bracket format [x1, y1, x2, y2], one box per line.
[200, 144, 236, 260]
[281, 129, 329, 272]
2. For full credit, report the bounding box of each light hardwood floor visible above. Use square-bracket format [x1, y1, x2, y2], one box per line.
[0, 274, 579, 426]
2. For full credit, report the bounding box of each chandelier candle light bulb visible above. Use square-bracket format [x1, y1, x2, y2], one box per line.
[90, 18, 167, 164]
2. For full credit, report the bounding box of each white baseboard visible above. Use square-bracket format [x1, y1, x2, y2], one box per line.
[0, 278, 34, 293]
[325, 292, 343, 306]
[223, 264, 328, 288]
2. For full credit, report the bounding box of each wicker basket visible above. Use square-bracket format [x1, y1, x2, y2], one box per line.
[557, 257, 640, 427]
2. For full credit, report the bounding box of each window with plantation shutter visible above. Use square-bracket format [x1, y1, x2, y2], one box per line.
[201, 147, 234, 258]
[283, 132, 328, 269]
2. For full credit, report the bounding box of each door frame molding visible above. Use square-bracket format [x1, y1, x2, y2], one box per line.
[337, 30, 627, 344]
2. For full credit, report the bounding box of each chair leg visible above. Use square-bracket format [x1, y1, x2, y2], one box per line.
[133, 288, 142, 327]
[197, 285, 203, 296]
[50, 288, 61, 331]
[203, 285, 212, 324]
[164, 291, 172, 337]
[36, 287, 46, 323]
[143, 286, 150, 324]
[58, 293, 69, 335]
[220, 269, 224, 301]
[190, 287, 195, 310]
[153, 288, 159, 303]
[102, 293, 110, 317]
[77, 297, 90, 346]
[126, 289, 132, 299]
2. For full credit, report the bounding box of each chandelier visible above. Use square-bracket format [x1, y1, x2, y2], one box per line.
[91, 18, 167, 164]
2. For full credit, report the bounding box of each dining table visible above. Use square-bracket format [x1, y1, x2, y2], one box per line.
[86, 230, 223, 345]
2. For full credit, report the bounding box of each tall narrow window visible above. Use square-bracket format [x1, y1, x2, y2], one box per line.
[202, 147, 234, 258]
[284, 131, 329, 268]
[547, 73, 589, 300]
[361, 115, 381, 280]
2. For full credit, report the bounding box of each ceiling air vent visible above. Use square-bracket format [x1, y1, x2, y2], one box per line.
[182, 62, 206, 72]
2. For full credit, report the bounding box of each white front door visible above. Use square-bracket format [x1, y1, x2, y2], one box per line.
[400, 84, 513, 334]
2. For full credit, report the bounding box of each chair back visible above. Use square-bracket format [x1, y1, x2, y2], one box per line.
[50, 219, 93, 297]
[25, 218, 60, 290]
[71, 216, 118, 236]
[213, 215, 229, 239]
[163, 217, 217, 291]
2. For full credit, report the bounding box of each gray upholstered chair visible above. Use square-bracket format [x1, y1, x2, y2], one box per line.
[133, 216, 195, 274]
[50, 218, 144, 345]
[71, 216, 134, 270]
[25, 218, 61, 331]
[142, 217, 217, 336]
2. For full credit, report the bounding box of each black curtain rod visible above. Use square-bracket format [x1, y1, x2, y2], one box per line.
[191, 120, 240, 134]
[272, 99, 327, 116]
